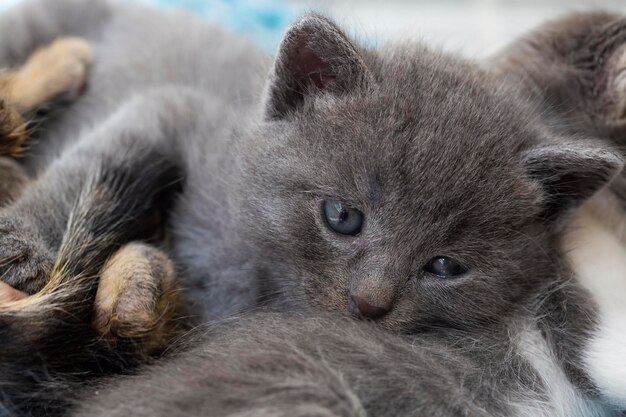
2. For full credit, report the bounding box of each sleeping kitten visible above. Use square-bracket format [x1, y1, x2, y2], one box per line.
[0, 1, 623, 416]
[0, 36, 92, 302]
[0, 34, 186, 416]
[495, 12, 626, 410]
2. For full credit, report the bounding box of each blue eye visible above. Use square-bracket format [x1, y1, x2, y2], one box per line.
[322, 200, 363, 236]
[423, 256, 467, 278]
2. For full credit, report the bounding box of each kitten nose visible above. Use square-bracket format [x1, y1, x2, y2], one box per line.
[348, 294, 391, 319]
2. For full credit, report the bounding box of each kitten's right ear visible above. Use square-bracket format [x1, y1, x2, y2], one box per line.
[264, 14, 372, 120]
[496, 13, 626, 131]
[606, 43, 626, 120]
[523, 140, 624, 223]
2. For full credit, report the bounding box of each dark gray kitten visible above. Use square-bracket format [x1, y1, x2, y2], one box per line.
[73, 12, 626, 412]
[78, 10, 626, 417]
[0, 1, 624, 416]
[495, 11, 626, 411]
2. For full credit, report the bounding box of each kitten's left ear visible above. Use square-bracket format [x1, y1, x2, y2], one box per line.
[523, 140, 624, 222]
[264, 14, 372, 120]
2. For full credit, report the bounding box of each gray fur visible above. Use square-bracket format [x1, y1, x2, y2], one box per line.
[492, 10, 626, 403]
[0, 1, 624, 416]
[73, 312, 619, 417]
[0, 0, 617, 327]
[493, 12, 626, 202]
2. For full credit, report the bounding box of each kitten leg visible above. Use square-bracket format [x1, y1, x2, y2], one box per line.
[0, 156, 31, 296]
[0, 241, 183, 355]
[0, 37, 92, 157]
[94, 243, 183, 355]
[0, 158, 30, 299]
[0, 147, 182, 416]
[0, 89, 195, 294]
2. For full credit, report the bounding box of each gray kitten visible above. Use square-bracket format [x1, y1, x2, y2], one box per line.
[0, 0, 613, 329]
[0, 1, 624, 416]
[81, 13, 626, 416]
[496, 11, 626, 411]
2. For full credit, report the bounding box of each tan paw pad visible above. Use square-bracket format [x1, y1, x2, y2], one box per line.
[94, 243, 181, 354]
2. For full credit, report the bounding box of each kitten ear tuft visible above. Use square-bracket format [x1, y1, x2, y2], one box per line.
[523, 140, 624, 222]
[264, 13, 371, 120]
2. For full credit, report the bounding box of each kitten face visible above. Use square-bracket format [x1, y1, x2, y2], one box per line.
[246, 57, 542, 331]
[242, 15, 622, 332]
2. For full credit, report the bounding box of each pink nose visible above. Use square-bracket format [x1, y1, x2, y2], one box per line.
[348, 294, 391, 319]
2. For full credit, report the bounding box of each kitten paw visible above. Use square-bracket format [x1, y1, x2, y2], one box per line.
[93, 243, 182, 354]
[0, 160, 48, 294]
[11, 37, 93, 112]
[0, 242, 183, 356]
[0, 37, 92, 155]
[0, 214, 55, 295]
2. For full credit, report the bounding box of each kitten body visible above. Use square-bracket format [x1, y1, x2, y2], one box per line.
[74, 313, 618, 417]
[0, 1, 623, 416]
[0, 0, 269, 308]
[495, 13, 626, 409]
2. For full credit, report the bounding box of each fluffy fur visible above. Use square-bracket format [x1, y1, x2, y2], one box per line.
[73, 312, 618, 417]
[0, 147, 183, 416]
[496, 12, 626, 409]
[0, 1, 624, 416]
[0, 0, 615, 329]
[0, 35, 186, 415]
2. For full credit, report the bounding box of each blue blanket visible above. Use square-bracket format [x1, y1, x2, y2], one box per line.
[150, 0, 300, 52]
[0, 0, 301, 53]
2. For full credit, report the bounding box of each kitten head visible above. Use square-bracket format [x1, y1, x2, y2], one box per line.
[495, 12, 626, 201]
[242, 14, 623, 332]
[495, 12, 626, 140]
